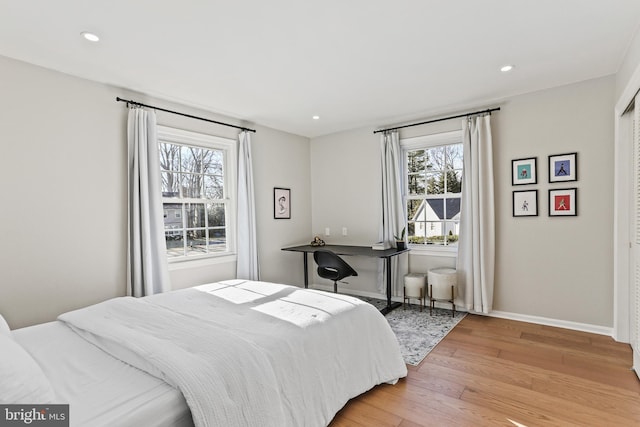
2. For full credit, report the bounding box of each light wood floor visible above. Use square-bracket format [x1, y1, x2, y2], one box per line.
[329, 314, 640, 426]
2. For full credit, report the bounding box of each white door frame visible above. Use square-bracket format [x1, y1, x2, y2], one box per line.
[614, 63, 640, 343]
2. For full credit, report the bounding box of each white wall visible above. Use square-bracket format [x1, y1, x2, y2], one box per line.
[494, 76, 615, 327]
[616, 24, 640, 101]
[310, 76, 616, 328]
[0, 55, 311, 328]
[309, 127, 383, 293]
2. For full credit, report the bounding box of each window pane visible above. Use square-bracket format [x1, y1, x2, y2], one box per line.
[208, 228, 226, 252]
[407, 200, 423, 221]
[207, 203, 225, 227]
[181, 173, 203, 198]
[408, 173, 425, 195]
[446, 198, 461, 219]
[448, 144, 464, 169]
[425, 147, 444, 171]
[407, 150, 425, 173]
[204, 175, 224, 199]
[163, 203, 183, 228]
[202, 150, 224, 175]
[444, 221, 459, 246]
[445, 170, 462, 194]
[166, 233, 185, 258]
[408, 221, 426, 244]
[159, 143, 180, 172]
[425, 172, 444, 194]
[185, 203, 205, 228]
[186, 229, 207, 255]
[181, 146, 202, 173]
[425, 221, 444, 245]
[162, 172, 180, 197]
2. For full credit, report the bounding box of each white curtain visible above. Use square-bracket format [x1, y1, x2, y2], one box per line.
[378, 130, 408, 294]
[127, 107, 171, 297]
[456, 114, 495, 313]
[236, 131, 259, 280]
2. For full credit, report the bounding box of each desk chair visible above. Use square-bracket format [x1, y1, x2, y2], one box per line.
[313, 250, 358, 293]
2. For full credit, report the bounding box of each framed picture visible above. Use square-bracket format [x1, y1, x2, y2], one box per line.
[549, 152, 577, 182]
[513, 190, 538, 217]
[512, 157, 537, 185]
[549, 188, 577, 216]
[274, 187, 291, 219]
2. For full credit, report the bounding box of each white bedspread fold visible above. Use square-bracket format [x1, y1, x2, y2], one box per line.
[58, 280, 407, 427]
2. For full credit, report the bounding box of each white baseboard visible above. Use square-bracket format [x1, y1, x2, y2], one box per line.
[487, 310, 614, 337]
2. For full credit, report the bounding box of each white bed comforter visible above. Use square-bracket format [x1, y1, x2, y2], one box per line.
[58, 280, 407, 427]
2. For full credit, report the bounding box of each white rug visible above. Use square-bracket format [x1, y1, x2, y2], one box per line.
[358, 297, 466, 366]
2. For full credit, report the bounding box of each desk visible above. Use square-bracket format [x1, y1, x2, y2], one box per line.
[282, 244, 409, 315]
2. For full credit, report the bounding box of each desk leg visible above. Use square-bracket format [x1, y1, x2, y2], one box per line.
[303, 253, 309, 289]
[380, 256, 402, 315]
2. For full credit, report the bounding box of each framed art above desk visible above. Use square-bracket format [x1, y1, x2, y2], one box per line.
[282, 244, 409, 315]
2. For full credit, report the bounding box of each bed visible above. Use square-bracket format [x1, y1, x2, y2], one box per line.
[1, 279, 407, 427]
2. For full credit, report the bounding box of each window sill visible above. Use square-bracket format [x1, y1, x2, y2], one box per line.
[408, 245, 458, 258]
[168, 253, 237, 271]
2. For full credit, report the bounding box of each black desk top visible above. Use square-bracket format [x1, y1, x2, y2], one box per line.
[282, 244, 409, 258]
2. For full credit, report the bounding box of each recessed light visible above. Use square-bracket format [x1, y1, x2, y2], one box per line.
[81, 31, 100, 42]
[500, 65, 514, 72]
[312, 115, 320, 120]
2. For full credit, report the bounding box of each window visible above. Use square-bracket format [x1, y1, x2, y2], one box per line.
[157, 126, 236, 261]
[402, 131, 463, 249]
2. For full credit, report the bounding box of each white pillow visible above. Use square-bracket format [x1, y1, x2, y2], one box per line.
[0, 334, 56, 404]
[0, 314, 10, 337]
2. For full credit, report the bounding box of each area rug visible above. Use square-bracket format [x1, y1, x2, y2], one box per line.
[358, 297, 467, 366]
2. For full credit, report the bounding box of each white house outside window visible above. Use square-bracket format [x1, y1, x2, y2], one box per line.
[402, 130, 463, 250]
[157, 126, 236, 261]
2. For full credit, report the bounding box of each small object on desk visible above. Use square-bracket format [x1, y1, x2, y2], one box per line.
[394, 227, 406, 250]
[310, 236, 326, 247]
[372, 241, 391, 250]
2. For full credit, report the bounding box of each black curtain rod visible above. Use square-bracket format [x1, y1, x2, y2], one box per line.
[374, 107, 501, 134]
[116, 97, 256, 133]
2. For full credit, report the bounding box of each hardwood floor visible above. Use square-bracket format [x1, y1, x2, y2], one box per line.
[329, 314, 640, 426]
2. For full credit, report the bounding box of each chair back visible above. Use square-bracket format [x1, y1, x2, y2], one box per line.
[313, 250, 358, 282]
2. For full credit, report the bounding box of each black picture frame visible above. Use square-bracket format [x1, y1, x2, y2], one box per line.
[548, 188, 577, 217]
[511, 157, 537, 185]
[512, 190, 538, 217]
[274, 187, 291, 219]
[548, 152, 577, 183]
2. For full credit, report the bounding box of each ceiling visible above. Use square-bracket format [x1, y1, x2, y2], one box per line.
[1, 1, 640, 138]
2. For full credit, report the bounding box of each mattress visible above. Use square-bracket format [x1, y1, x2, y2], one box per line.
[12, 321, 193, 427]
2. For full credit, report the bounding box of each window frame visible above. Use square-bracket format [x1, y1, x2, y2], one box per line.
[401, 130, 463, 256]
[157, 125, 237, 267]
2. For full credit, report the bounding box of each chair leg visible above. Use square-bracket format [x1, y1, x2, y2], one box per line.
[334, 281, 338, 293]
[403, 286, 406, 309]
[451, 285, 455, 317]
[429, 284, 433, 316]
